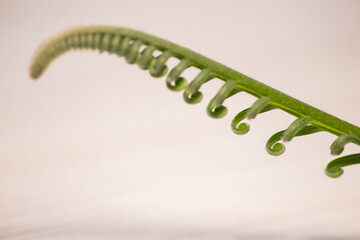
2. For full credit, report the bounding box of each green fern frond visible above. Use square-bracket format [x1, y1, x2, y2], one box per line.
[30, 26, 360, 178]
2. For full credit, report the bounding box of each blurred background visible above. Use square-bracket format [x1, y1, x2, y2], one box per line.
[1, 0, 360, 239]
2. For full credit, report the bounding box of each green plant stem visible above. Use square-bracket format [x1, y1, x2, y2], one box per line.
[30, 26, 360, 178]
[31, 26, 360, 140]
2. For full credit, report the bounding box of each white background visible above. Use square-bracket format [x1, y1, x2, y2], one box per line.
[1, 0, 360, 239]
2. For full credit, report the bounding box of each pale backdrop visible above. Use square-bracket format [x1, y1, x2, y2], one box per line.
[1, 0, 360, 239]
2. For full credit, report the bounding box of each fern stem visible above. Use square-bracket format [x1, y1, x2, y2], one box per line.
[30, 26, 360, 177]
[31, 26, 360, 140]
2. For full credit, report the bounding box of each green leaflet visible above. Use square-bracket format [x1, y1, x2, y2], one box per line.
[30, 26, 360, 178]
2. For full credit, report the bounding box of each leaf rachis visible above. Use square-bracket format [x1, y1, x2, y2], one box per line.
[30, 26, 360, 178]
